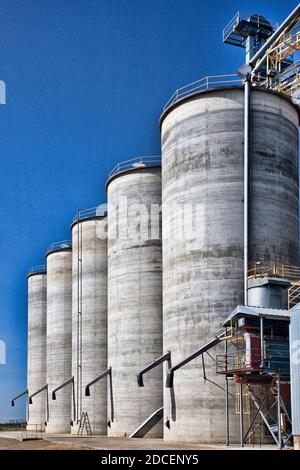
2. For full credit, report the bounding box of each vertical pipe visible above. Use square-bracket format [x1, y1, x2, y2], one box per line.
[277, 373, 282, 450]
[225, 331, 229, 446]
[240, 383, 244, 447]
[79, 221, 83, 420]
[225, 377, 229, 446]
[76, 210, 80, 424]
[244, 79, 251, 306]
[260, 317, 264, 368]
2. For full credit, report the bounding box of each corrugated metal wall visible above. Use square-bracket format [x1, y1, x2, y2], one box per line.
[290, 304, 300, 436]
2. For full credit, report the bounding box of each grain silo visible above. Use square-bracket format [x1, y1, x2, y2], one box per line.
[71, 207, 108, 435]
[160, 87, 299, 443]
[46, 241, 73, 434]
[106, 157, 163, 437]
[27, 266, 47, 430]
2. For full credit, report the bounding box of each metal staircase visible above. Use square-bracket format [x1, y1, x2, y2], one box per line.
[129, 407, 163, 438]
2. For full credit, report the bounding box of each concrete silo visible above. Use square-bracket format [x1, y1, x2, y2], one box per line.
[71, 208, 108, 435]
[27, 266, 47, 430]
[107, 158, 163, 437]
[46, 242, 73, 434]
[160, 87, 299, 443]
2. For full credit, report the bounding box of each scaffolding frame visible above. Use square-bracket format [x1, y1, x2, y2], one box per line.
[219, 324, 292, 449]
[265, 16, 300, 95]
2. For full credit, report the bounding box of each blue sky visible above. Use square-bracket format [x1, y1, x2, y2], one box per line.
[0, 0, 297, 421]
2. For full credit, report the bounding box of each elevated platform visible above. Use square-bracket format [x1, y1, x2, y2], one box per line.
[223, 12, 274, 48]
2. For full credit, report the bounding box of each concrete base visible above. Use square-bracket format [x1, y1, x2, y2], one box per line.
[45, 426, 71, 434]
[27, 424, 45, 432]
[294, 436, 300, 450]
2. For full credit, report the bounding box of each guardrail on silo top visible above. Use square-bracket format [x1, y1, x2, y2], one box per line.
[72, 206, 108, 224]
[46, 240, 72, 255]
[163, 74, 243, 111]
[28, 265, 47, 276]
[108, 156, 161, 180]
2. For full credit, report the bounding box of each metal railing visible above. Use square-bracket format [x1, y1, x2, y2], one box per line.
[223, 12, 278, 43]
[72, 205, 107, 223]
[28, 265, 46, 276]
[289, 281, 300, 309]
[248, 260, 300, 281]
[163, 74, 243, 111]
[20, 423, 43, 440]
[217, 350, 261, 374]
[217, 348, 289, 374]
[223, 12, 242, 42]
[47, 240, 72, 254]
[108, 156, 161, 179]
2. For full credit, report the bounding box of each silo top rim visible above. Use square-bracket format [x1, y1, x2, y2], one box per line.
[106, 156, 161, 191]
[46, 240, 72, 257]
[70, 206, 107, 229]
[159, 85, 300, 127]
[27, 265, 47, 279]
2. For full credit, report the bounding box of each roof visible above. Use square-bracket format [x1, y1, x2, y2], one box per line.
[223, 305, 290, 326]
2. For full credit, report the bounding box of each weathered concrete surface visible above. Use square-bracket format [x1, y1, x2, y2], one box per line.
[27, 273, 47, 431]
[46, 250, 72, 434]
[71, 217, 107, 435]
[107, 168, 163, 437]
[161, 88, 299, 443]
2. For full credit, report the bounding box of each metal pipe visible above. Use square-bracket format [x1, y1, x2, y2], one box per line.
[51, 377, 76, 424]
[277, 373, 282, 450]
[166, 334, 224, 388]
[137, 352, 171, 387]
[260, 317, 264, 368]
[244, 78, 251, 305]
[11, 389, 28, 407]
[225, 333, 230, 446]
[11, 389, 29, 424]
[225, 377, 229, 446]
[239, 383, 244, 447]
[29, 385, 49, 424]
[249, 3, 300, 70]
[85, 367, 114, 424]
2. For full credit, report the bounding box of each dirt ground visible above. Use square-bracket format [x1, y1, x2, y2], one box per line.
[0, 437, 92, 450]
[0, 430, 278, 451]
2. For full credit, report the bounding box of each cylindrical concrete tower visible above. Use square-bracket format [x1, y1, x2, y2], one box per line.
[27, 266, 47, 430]
[46, 241, 72, 434]
[71, 208, 108, 435]
[160, 87, 299, 443]
[107, 160, 163, 437]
